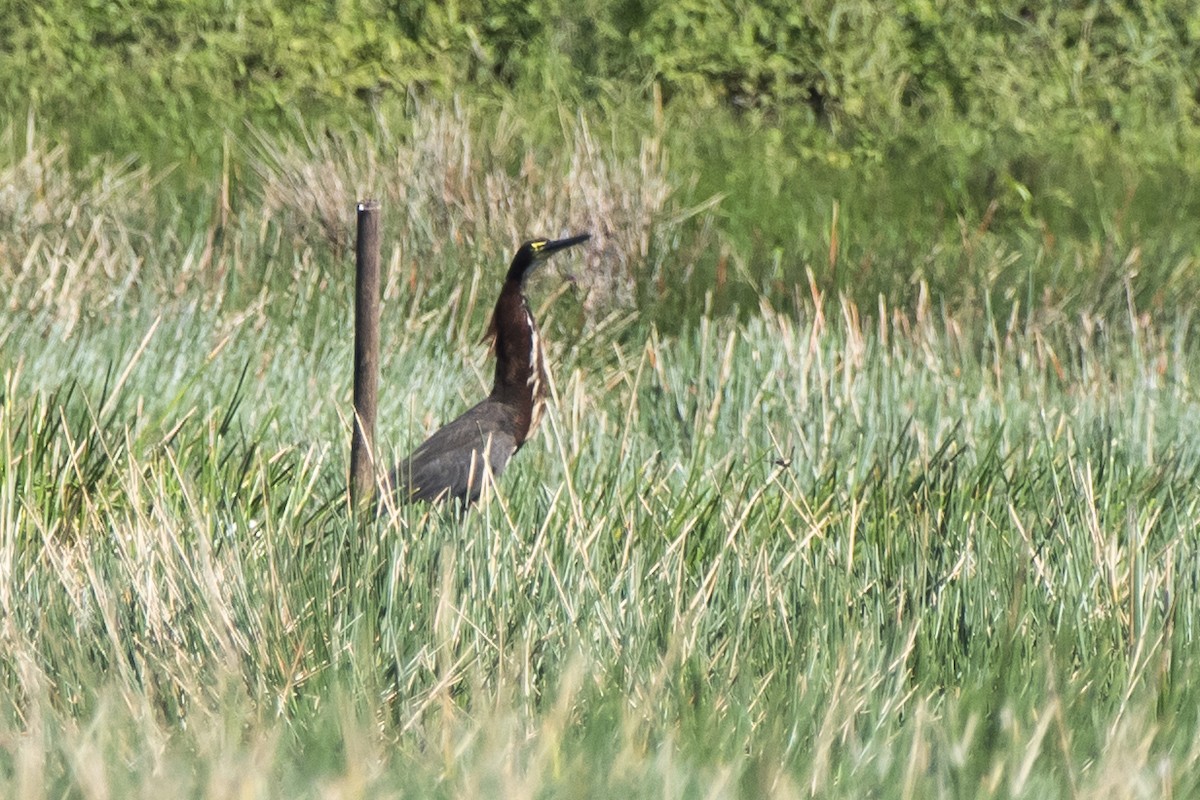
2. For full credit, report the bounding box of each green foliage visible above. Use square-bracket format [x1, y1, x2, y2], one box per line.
[2, 0, 422, 165]
[3, 1, 1200, 316]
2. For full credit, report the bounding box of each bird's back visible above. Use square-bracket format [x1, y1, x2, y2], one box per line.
[391, 399, 519, 504]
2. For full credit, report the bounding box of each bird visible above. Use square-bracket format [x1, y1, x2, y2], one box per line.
[390, 233, 590, 505]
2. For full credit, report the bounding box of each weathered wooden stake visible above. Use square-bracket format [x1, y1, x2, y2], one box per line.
[350, 200, 381, 508]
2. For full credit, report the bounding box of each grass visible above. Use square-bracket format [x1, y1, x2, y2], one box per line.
[3, 111, 1200, 797]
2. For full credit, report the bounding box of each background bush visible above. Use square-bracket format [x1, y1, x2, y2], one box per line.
[3, 0, 1199, 314]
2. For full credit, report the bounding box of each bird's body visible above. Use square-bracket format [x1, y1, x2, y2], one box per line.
[393, 399, 518, 504]
[391, 234, 588, 505]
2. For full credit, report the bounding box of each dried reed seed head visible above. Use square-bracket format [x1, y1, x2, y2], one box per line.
[249, 103, 688, 319]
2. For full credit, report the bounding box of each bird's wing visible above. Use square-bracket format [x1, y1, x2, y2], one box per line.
[394, 402, 518, 504]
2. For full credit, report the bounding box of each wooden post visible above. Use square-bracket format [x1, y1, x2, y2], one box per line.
[350, 200, 381, 508]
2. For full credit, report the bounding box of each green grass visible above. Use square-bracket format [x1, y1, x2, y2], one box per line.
[3, 86, 1200, 795]
[4, 176, 1200, 796]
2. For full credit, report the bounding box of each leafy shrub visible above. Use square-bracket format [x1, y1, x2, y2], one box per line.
[2, 0, 1198, 316]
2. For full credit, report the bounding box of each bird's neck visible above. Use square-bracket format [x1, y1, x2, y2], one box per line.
[488, 281, 547, 446]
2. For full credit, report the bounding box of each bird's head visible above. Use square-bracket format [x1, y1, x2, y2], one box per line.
[506, 233, 590, 284]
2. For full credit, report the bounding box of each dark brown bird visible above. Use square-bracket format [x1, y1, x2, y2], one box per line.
[392, 234, 590, 505]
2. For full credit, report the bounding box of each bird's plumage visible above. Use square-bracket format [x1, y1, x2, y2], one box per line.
[393, 400, 518, 504]
[391, 233, 589, 506]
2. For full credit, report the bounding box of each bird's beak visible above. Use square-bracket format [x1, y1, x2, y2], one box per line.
[541, 233, 591, 257]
